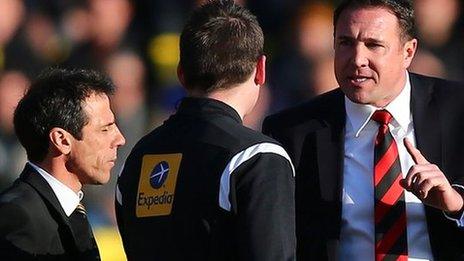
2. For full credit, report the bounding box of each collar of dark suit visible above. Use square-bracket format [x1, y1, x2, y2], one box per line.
[20, 164, 71, 223]
[317, 88, 346, 135]
[18, 164, 86, 255]
[409, 73, 442, 166]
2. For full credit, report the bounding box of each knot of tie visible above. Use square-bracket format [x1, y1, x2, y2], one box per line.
[371, 109, 393, 125]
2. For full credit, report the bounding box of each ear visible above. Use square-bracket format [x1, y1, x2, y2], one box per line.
[403, 38, 418, 69]
[254, 55, 266, 86]
[49, 128, 72, 155]
[177, 63, 185, 86]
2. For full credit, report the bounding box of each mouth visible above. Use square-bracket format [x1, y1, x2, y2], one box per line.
[348, 75, 372, 86]
[352, 77, 368, 82]
[108, 161, 116, 168]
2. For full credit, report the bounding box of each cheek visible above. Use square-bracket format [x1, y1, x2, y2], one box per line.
[96, 155, 108, 169]
[334, 51, 351, 71]
[79, 144, 103, 168]
[334, 51, 344, 65]
[378, 51, 403, 71]
[377, 58, 400, 80]
[90, 145, 106, 165]
[334, 56, 344, 76]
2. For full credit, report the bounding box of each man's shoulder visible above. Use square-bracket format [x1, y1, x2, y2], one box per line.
[263, 88, 344, 131]
[0, 179, 42, 211]
[234, 123, 281, 144]
[410, 73, 464, 108]
[0, 180, 65, 258]
[0, 180, 43, 232]
[411, 73, 464, 93]
[133, 113, 279, 154]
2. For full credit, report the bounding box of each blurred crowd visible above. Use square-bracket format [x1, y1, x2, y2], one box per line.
[0, 0, 463, 234]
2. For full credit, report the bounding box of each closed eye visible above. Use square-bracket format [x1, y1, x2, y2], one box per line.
[365, 42, 383, 49]
[101, 122, 116, 132]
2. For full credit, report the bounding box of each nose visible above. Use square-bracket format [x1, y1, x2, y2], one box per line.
[113, 126, 126, 147]
[352, 43, 369, 68]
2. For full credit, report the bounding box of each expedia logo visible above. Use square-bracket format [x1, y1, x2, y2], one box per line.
[136, 154, 182, 217]
[150, 161, 169, 189]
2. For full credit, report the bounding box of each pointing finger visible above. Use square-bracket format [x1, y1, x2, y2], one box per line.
[404, 138, 429, 164]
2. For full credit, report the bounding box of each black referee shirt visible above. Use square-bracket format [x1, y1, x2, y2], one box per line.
[116, 97, 296, 260]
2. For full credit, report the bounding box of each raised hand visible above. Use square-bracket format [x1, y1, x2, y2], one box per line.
[401, 139, 464, 214]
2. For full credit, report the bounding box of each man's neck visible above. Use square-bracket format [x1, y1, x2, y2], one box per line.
[34, 157, 82, 193]
[206, 91, 245, 119]
[192, 84, 257, 120]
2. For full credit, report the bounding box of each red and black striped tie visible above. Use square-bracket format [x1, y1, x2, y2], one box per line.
[372, 110, 408, 261]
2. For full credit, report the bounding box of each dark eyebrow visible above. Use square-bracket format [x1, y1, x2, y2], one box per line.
[336, 35, 384, 44]
[336, 35, 353, 41]
[101, 121, 116, 128]
[363, 38, 384, 44]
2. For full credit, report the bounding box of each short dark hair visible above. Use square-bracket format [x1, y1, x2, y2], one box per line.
[334, 0, 416, 41]
[179, 0, 264, 93]
[14, 68, 115, 163]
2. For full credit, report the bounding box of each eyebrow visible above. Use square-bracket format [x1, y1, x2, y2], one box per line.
[101, 121, 116, 128]
[336, 35, 384, 44]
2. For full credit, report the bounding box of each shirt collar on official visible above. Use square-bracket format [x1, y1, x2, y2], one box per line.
[178, 97, 243, 124]
[345, 71, 412, 138]
[28, 161, 83, 217]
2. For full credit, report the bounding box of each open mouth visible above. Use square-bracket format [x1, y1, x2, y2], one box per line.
[352, 77, 368, 82]
[348, 76, 372, 85]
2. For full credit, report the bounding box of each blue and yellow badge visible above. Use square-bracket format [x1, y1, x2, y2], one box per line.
[136, 154, 182, 217]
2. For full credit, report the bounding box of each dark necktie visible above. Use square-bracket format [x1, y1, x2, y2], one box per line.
[372, 110, 408, 261]
[69, 202, 100, 259]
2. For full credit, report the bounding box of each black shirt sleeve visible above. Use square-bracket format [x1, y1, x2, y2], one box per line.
[231, 152, 296, 261]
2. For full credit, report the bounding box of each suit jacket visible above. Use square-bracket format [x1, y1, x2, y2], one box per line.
[263, 73, 464, 260]
[0, 164, 100, 260]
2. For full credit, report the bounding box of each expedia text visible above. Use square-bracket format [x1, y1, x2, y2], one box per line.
[138, 192, 174, 209]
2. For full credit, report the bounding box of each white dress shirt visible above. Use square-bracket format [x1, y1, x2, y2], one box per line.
[339, 73, 434, 260]
[28, 161, 83, 217]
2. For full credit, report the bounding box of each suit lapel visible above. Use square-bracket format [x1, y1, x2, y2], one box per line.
[316, 126, 345, 203]
[410, 74, 442, 168]
[410, 74, 445, 259]
[19, 164, 79, 254]
[314, 91, 345, 260]
[20, 164, 70, 222]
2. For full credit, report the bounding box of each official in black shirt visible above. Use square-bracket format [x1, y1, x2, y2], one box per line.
[116, 1, 296, 260]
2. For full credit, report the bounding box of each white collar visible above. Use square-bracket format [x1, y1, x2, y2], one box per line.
[28, 162, 83, 217]
[345, 72, 412, 137]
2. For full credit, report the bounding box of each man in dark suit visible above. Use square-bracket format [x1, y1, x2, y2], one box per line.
[0, 68, 125, 259]
[263, 0, 464, 260]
